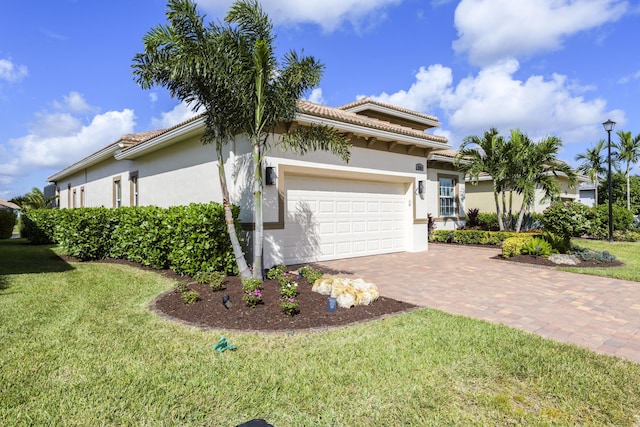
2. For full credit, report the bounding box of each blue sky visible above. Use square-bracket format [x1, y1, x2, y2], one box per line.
[1, 0, 639, 199]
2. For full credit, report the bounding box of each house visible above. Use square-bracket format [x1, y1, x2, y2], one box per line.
[0, 199, 21, 215]
[464, 171, 589, 214]
[578, 181, 597, 207]
[48, 98, 466, 266]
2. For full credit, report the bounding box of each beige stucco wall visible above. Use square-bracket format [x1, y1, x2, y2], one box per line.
[426, 166, 466, 230]
[465, 175, 580, 214]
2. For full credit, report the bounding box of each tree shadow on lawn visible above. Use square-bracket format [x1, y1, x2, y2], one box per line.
[0, 238, 74, 276]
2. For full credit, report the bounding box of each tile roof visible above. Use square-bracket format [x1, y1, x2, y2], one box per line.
[428, 149, 458, 159]
[297, 100, 447, 144]
[0, 199, 20, 210]
[337, 97, 439, 123]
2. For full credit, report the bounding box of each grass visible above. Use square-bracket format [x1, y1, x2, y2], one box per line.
[561, 239, 640, 281]
[2, 238, 640, 426]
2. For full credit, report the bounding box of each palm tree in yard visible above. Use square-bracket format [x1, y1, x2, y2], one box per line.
[455, 128, 508, 231]
[614, 130, 640, 211]
[510, 130, 576, 232]
[575, 140, 606, 206]
[132, 0, 350, 279]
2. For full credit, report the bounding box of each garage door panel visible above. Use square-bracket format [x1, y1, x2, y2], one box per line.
[283, 175, 407, 264]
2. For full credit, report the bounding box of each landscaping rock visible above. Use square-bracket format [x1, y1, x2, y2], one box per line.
[549, 254, 580, 265]
[312, 277, 379, 308]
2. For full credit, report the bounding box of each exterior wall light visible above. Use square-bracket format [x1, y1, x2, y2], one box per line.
[265, 166, 276, 186]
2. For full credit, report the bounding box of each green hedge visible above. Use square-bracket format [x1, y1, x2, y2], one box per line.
[22, 203, 241, 275]
[429, 229, 539, 246]
[0, 210, 17, 239]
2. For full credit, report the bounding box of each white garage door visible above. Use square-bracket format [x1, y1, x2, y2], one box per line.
[283, 175, 407, 264]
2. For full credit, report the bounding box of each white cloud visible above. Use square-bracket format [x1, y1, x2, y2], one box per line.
[453, 0, 628, 65]
[149, 92, 158, 103]
[0, 93, 136, 192]
[150, 101, 202, 129]
[366, 58, 621, 146]
[198, 0, 402, 32]
[0, 58, 28, 83]
[305, 88, 325, 104]
[618, 70, 640, 84]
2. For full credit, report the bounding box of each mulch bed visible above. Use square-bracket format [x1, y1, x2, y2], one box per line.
[65, 257, 417, 332]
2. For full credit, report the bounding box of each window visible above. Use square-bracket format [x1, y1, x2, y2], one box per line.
[439, 176, 456, 217]
[67, 184, 71, 209]
[129, 172, 139, 206]
[113, 177, 122, 208]
[72, 189, 77, 208]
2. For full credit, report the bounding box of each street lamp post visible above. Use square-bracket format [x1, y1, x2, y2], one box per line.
[602, 119, 616, 242]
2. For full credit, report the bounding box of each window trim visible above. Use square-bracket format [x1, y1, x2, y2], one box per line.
[72, 188, 77, 208]
[437, 174, 459, 219]
[113, 176, 122, 208]
[129, 171, 139, 207]
[80, 186, 85, 208]
[67, 183, 71, 209]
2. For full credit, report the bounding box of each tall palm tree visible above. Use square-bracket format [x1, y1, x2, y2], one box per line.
[575, 140, 606, 206]
[455, 128, 508, 230]
[510, 130, 576, 232]
[223, 1, 350, 278]
[614, 130, 640, 211]
[133, 0, 350, 279]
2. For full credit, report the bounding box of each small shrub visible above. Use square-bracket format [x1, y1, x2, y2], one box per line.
[502, 236, 534, 258]
[427, 213, 437, 236]
[571, 246, 616, 263]
[0, 210, 17, 239]
[193, 271, 226, 291]
[593, 204, 636, 235]
[541, 232, 569, 254]
[281, 297, 299, 316]
[242, 277, 263, 307]
[520, 237, 555, 257]
[467, 208, 480, 228]
[174, 282, 188, 293]
[298, 266, 323, 285]
[613, 230, 640, 242]
[181, 290, 200, 304]
[266, 264, 287, 280]
[477, 212, 500, 231]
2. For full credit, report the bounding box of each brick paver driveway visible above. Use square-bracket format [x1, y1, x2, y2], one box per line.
[312, 244, 640, 363]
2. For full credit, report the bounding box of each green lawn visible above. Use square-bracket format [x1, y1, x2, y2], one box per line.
[562, 239, 640, 281]
[2, 239, 640, 426]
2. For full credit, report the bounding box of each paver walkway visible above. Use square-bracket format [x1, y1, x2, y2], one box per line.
[312, 244, 640, 363]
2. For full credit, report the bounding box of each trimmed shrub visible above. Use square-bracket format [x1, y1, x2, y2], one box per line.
[0, 210, 17, 239]
[56, 207, 116, 260]
[429, 229, 541, 246]
[541, 201, 598, 247]
[593, 204, 636, 235]
[21, 209, 65, 244]
[502, 236, 534, 258]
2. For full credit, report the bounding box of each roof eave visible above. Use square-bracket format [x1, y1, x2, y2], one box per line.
[295, 113, 449, 150]
[344, 103, 440, 129]
[48, 142, 121, 182]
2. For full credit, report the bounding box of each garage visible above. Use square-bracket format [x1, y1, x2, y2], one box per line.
[282, 174, 408, 264]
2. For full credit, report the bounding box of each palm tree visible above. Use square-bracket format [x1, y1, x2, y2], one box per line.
[133, 0, 350, 279]
[510, 130, 576, 232]
[10, 187, 56, 210]
[455, 128, 508, 230]
[575, 140, 606, 206]
[614, 130, 640, 211]
[223, 1, 350, 278]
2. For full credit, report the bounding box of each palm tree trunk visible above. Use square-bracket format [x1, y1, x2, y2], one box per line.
[627, 169, 631, 211]
[217, 144, 251, 278]
[594, 178, 598, 207]
[515, 201, 527, 233]
[494, 188, 505, 231]
[252, 141, 264, 280]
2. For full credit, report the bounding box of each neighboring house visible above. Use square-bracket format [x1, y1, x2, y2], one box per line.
[578, 181, 597, 207]
[464, 172, 589, 214]
[48, 98, 464, 266]
[0, 199, 21, 215]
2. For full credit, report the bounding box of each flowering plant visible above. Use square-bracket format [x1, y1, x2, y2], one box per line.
[280, 280, 298, 299]
[241, 277, 263, 307]
[280, 297, 299, 316]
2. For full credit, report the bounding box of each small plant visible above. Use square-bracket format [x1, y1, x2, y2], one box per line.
[571, 246, 617, 263]
[174, 282, 188, 294]
[427, 213, 437, 237]
[181, 290, 200, 304]
[242, 277, 263, 307]
[298, 266, 323, 285]
[467, 208, 480, 228]
[280, 280, 298, 299]
[266, 264, 287, 280]
[521, 237, 555, 257]
[193, 271, 226, 291]
[280, 297, 299, 316]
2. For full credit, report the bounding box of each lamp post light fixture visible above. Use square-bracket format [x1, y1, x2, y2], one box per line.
[602, 119, 616, 242]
